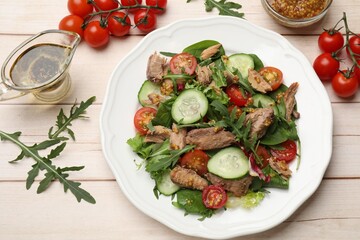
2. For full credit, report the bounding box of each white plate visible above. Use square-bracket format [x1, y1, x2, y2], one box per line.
[100, 16, 333, 239]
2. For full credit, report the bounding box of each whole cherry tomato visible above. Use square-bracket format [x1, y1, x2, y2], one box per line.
[347, 35, 360, 59]
[318, 30, 344, 53]
[146, 0, 167, 14]
[313, 52, 340, 81]
[107, 11, 131, 37]
[67, 0, 94, 19]
[331, 70, 359, 98]
[83, 21, 110, 48]
[134, 9, 157, 33]
[59, 15, 84, 38]
[93, 0, 118, 11]
[226, 84, 251, 107]
[355, 60, 360, 83]
[120, 0, 142, 12]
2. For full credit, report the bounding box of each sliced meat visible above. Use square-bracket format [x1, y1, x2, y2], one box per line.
[146, 52, 168, 83]
[284, 82, 300, 121]
[170, 165, 208, 191]
[170, 124, 187, 150]
[269, 157, 292, 179]
[144, 125, 171, 143]
[245, 108, 274, 139]
[248, 69, 272, 93]
[201, 43, 222, 60]
[195, 65, 212, 86]
[205, 173, 253, 197]
[185, 127, 236, 150]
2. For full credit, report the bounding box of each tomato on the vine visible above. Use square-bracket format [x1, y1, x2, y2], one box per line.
[59, 15, 84, 38]
[93, 0, 118, 11]
[331, 70, 359, 98]
[313, 52, 340, 81]
[179, 150, 209, 176]
[318, 30, 344, 53]
[146, 0, 167, 14]
[120, 0, 142, 12]
[133, 9, 157, 33]
[270, 140, 297, 162]
[226, 84, 251, 107]
[347, 35, 360, 59]
[107, 11, 131, 37]
[259, 66, 283, 91]
[67, 0, 94, 19]
[355, 60, 360, 83]
[169, 52, 197, 75]
[133, 107, 157, 135]
[83, 21, 110, 48]
[202, 185, 227, 209]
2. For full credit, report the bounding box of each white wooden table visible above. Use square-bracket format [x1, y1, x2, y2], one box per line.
[1, 1, 360, 239]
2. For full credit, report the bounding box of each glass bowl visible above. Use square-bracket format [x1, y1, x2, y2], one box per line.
[261, 0, 333, 28]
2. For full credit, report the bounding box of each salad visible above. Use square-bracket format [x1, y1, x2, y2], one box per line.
[127, 40, 300, 220]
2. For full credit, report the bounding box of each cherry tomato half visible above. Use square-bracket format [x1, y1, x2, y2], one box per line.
[59, 15, 84, 38]
[318, 30, 344, 53]
[133, 107, 157, 135]
[313, 52, 340, 81]
[202, 185, 228, 209]
[146, 0, 167, 14]
[270, 140, 297, 162]
[133, 9, 157, 33]
[121, 0, 143, 12]
[331, 70, 359, 98]
[179, 150, 210, 176]
[259, 66, 283, 91]
[83, 21, 110, 48]
[226, 84, 251, 107]
[347, 35, 360, 59]
[107, 11, 131, 37]
[255, 145, 270, 168]
[67, 0, 94, 19]
[93, 0, 118, 11]
[169, 52, 197, 75]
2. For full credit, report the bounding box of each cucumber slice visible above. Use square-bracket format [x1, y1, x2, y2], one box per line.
[207, 147, 249, 179]
[252, 94, 279, 115]
[156, 169, 180, 196]
[226, 54, 255, 79]
[171, 89, 208, 124]
[138, 80, 166, 108]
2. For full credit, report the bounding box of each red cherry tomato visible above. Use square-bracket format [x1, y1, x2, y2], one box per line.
[259, 66, 283, 91]
[225, 84, 251, 107]
[133, 9, 157, 33]
[255, 145, 270, 168]
[107, 11, 131, 37]
[179, 150, 210, 176]
[93, 0, 118, 11]
[59, 15, 84, 38]
[146, 0, 167, 14]
[202, 185, 227, 209]
[270, 140, 297, 162]
[318, 30, 344, 53]
[83, 21, 110, 48]
[313, 52, 340, 81]
[331, 70, 359, 98]
[133, 107, 157, 135]
[67, 0, 94, 19]
[355, 60, 360, 83]
[169, 52, 197, 75]
[120, 0, 142, 12]
[347, 35, 360, 59]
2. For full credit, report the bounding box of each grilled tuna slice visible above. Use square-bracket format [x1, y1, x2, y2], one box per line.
[205, 173, 253, 197]
[144, 125, 171, 143]
[146, 52, 168, 83]
[245, 107, 274, 140]
[248, 69, 272, 93]
[170, 165, 208, 191]
[284, 82, 300, 121]
[185, 127, 236, 150]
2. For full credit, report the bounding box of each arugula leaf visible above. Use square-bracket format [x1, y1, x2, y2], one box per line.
[186, 0, 244, 18]
[0, 96, 97, 204]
